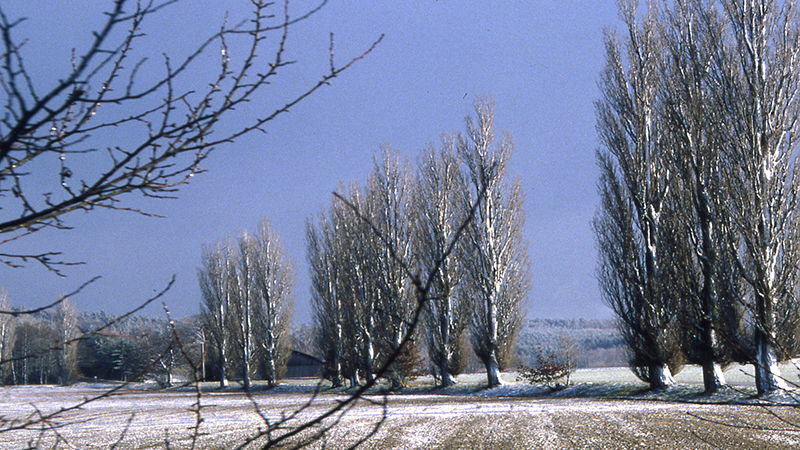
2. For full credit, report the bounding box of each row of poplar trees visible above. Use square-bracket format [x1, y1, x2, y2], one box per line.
[307, 98, 530, 389]
[198, 219, 294, 390]
[595, 0, 800, 394]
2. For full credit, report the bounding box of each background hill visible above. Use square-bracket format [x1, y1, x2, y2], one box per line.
[515, 318, 626, 369]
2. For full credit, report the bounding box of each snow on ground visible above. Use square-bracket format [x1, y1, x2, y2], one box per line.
[3, 364, 800, 449]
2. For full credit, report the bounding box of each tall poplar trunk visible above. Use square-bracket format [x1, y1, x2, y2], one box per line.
[649, 363, 675, 388]
[741, 4, 792, 394]
[755, 334, 787, 393]
[330, 276, 343, 388]
[242, 303, 252, 391]
[390, 330, 406, 390]
[266, 327, 277, 388]
[485, 292, 502, 388]
[697, 185, 727, 393]
[754, 292, 788, 393]
[201, 332, 206, 382]
[643, 213, 675, 390]
[363, 314, 375, 384]
[219, 337, 229, 388]
[439, 294, 456, 387]
[484, 196, 503, 389]
[0, 322, 6, 386]
[751, 157, 788, 394]
[485, 355, 502, 388]
[219, 296, 229, 388]
[440, 358, 455, 387]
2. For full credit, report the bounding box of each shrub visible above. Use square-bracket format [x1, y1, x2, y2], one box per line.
[517, 350, 572, 388]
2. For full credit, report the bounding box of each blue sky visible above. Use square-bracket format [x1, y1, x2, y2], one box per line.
[1, 0, 620, 323]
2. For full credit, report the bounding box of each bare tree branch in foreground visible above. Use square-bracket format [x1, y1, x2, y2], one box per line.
[0, 0, 382, 274]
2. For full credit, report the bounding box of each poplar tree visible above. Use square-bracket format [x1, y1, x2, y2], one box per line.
[594, 1, 683, 388]
[459, 97, 529, 388]
[0, 289, 14, 386]
[199, 241, 235, 388]
[414, 138, 471, 387]
[714, 0, 800, 393]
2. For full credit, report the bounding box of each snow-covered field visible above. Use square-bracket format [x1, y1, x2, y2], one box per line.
[2, 365, 800, 449]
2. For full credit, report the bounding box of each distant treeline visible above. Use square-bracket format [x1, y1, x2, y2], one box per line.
[515, 318, 626, 369]
[0, 305, 203, 387]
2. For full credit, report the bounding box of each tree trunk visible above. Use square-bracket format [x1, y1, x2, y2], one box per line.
[266, 325, 277, 388]
[219, 297, 229, 388]
[439, 357, 456, 387]
[0, 323, 5, 387]
[701, 360, 726, 393]
[755, 330, 788, 393]
[439, 291, 456, 388]
[753, 283, 788, 393]
[330, 351, 343, 388]
[364, 315, 375, 384]
[333, 282, 344, 388]
[696, 182, 727, 394]
[266, 354, 277, 388]
[162, 361, 174, 388]
[649, 363, 675, 389]
[485, 287, 502, 388]
[242, 354, 251, 391]
[390, 330, 406, 391]
[201, 337, 206, 382]
[242, 296, 252, 391]
[485, 355, 503, 388]
[219, 348, 229, 388]
[700, 318, 726, 393]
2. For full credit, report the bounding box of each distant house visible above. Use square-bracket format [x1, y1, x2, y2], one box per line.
[284, 350, 325, 379]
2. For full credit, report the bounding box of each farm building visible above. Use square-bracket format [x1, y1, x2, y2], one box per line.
[284, 350, 325, 379]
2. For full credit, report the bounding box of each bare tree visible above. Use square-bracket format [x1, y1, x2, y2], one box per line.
[594, 1, 683, 388]
[342, 185, 380, 386]
[459, 97, 529, 388]
[0, 288, 15, 385]
[199, 241, 234, 387]
[233, 233, 256, 390]
[249, 218, 294, 387]
[660, 0, 732, 393]
[414, 137, 470, 387]
[309, 182, 382, 387]
[710, 0, 800, 394]
[306, 212, 345, 387]
[368, 147, 418, 389]
[53, 298, 78, 386]
[0, 0, 382, 274]
[139, 318, 181, 388]
[309, 153, 418, 391]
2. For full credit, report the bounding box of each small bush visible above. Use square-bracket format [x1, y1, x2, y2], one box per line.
[517, 351, 572, 388]
[387, 339, 426, 390]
